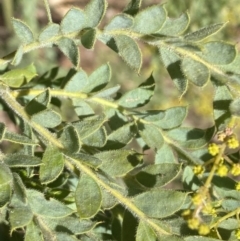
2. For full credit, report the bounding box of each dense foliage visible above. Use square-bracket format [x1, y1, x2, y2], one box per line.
[1, 0, 240, 240]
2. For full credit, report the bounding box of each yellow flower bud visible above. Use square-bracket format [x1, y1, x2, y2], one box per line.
[187, 218, 200, 230]
[236, 182, 240, 191]
[216, 165, 228, 177]
[208, 143, 219, 156]
[193, 165, 204, 176]
[198, 224, 210, 235]
[192, 193, 203, 206]
[227, 136, 239, 149]
[235, 229, 240, 240]
[231, 164, 240, 176]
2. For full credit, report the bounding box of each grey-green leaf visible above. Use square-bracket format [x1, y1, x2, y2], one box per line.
[158, 12, 190, 36]
[75, 173, 102, 219]
[31, 109, 62, 128]
[167, 127, 215, 149]
[0, 162, 12, 185]
[3, 154, 42, 167]
[133, 190, 187, 218]
[57, 37, 80, 67]
[39, 23, 60, 42]
[25, 221, 43, 241]
[181, 57, 210, 87]
[12, 173, 27, 203]
[118, 74, 155, 108]
[229, 98, 240, 116]
[155, 143, 176, 164]
[59, 125, 81, 153]
[82, 63, 111, 93]
[0, 122, 6, 140]
[138, 123, 164, 150]
[61, 8, 85, 33]
[184, 23, 226, 41]
[84, 0, 107, 28]
[136, 221, 156, 241]
[81, 28, 97, 49]
[82, 127, 107, 147]
[202, 41, 236, 65]
[104, 14, 133, 31]
[132, 5, 166, 34]
[9, 195, 33, 232]
[124, 0, 142, 15]
[64, 69, 88, 92]
[0, 183, 11, 207]
[4, 131, 37, 145]
[114, 35, 142, 73]
[27, 189, 74, 218]
[159, 46, 187, 96]
[12, 18, 34, 44]
[136, 163, 181, 188]
[95, 150, 141, 177]
[11, 45, 24, 66]
[40, 146, 64, 184]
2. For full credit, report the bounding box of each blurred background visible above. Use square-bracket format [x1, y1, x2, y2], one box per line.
[0, 0, 240, 128]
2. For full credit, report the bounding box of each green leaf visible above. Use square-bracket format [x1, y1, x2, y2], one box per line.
[84, 0, 107, 28]
[81, 28, 96, 49]
[155, 142, 176, 164]
[111, 35, 142, 72]
[124, 0, 142, 15]
[31, 109, 62, 128]
[40, 146, 64, 184]
[118, 74, 155, 108]
[82, 127, 107, 147]
[159, 46, 187, 96]
[57, 37, 80, 67]
[158, 12, 190, 36]
[60, 8, 85, 33]
[3, 154, 42, 167]
[12, 173, 27, 203]
[181, 57, 210, 87]
[64, 69, 88, 92]
[25, 221, 43, 241]
[59, 125, 81, 153]
[82, 63, 111, 93]
[136, 221, 156, 241]
[4, 131, 37, 145]
[95, 150, 141, 177]
[229, 98, 240, 116]
[75, 173, 102, 219]
[11, 45, 24, 66]
[94, 85, 120, 98]
[12, 18, 34, 44]
[166, 127, 215, 149]
[0, 162, 12, 185]
[105, 122, 135, 149]
[25, 89, 50, 115]
[184, 23, 226, 41]
[121, 210, 138, 241]
[0, 63, 37, 87]
[104, 14, 133, 31]
[27, 189, 74, 218]
[73, 115, 106, 140]
[73, 100, 94, 117]
[0, 183, 11, 207]
[132, 5, 166, 34]
[213, 82, 233, 121]
[137, 106, 187, 129]
[133, 190, 187, 218]
[39, 23, 60, 42]
[71, 153, 102, 168]
[136, 163, 181, 188]
[9, 195, 33, 231]
[138, 122, 164, 149]
[56, 233, 79, 241]
[42, 216, 97, 235]
[202, 41, 236, 65]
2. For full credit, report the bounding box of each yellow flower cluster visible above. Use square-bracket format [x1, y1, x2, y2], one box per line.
[236, 182, 240, 191]
[216, 164, 228, 177]
[236, 229, 240, 240]
[192, 193, 203, 206]
[231, 164, 240, 176]
[193, 165, 204, 176]
[202, 204, 216, 216]
[198, 224, 210, 235]
[208, 143, 219, 156]
[227, 136, 239, 149]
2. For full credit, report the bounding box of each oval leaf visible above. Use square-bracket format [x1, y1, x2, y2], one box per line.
[12, 18, 34, 44]
[40, 146, 65, 184]
[133, 190, 187, 218]
[75, 173, 102, 219]
[39, 23, 60, 42]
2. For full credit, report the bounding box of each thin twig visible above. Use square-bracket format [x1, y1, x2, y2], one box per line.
[43, 0, 52, 23]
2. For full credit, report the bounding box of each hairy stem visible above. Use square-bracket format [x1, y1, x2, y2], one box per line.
[43, 0, 52, 23]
